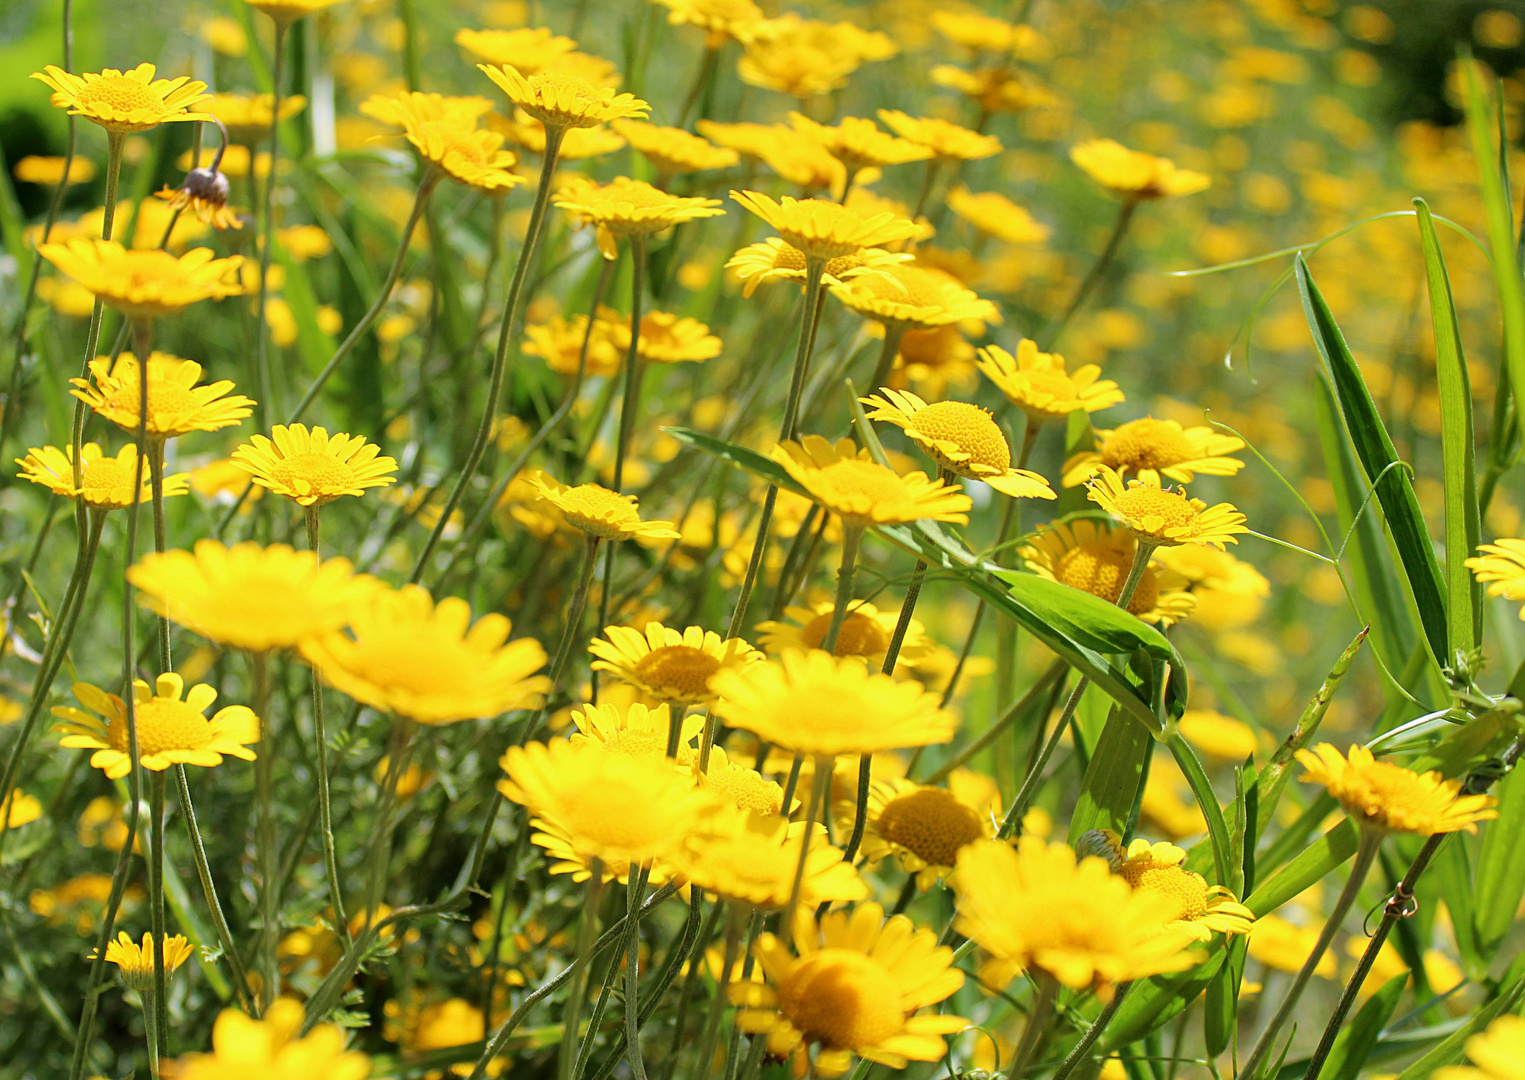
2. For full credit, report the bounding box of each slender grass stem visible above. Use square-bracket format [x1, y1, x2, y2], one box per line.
[1051, 981, 1133, 1080]
[147, 771, 169, 1062]
[250, 651, 277, 1009]
[866, 323, 909, 392]
[781, 758, 831, 948]
[558, 860, 606, 1080]
[303, 504, 348, 939]
[624, 866, 652, 1080]
[1042, 198, 1138, 350]
[363, 719, 416, 922]
[253, 24, 289, 428]
[175, 765, 256, 1012]
[818, 524, 864, 656]
[1011, 973, 1059, 1078]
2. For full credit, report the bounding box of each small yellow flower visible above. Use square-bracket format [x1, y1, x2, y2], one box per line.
[454, 27, 579, 72]
[831, 264, 998, 333]
[788, 113, 933, 176]
[599, 306, 721, 363]
[555, 175, 723, 259]
[731, 190, 921, 262]
[203, 92, 306, 142]
[1021, 519, 1196, 626]
[15, 443, 188, 511]
[385, 996, 494, 1076]
[54, 673, 259, 779]
[1177, 709, 1259, 761]
[611, 119, 739, 175]
[360, 92, 524, 192]
[930, 65, 1057, 114]
[94, 931, 195, 992]
[932, 11, 1047, 55]
[655, 0, 768, 47]
[755, 599, 934, 670]
[1115, 836, 1254, 940]
[1086, 466, 1248, 549]
[71, 352, 254, 441]
[725, 238, 909, 298]
[1467, 539, 1525, 618]
[1063, 417, 1246, 488]
[1435, 1014, 1525, 1080]
[771, 435, 971, 527]
[494, 110, 627, 159]
[568, 700, 702, 761]
[477, 63, 649, 132]
[523, 313, 622, 377]
[876, 110, 1002, 161]
[698, 745, 788, 815]
[589, 622, 761, 707]
[850, 769, 1001, 889]
[947, 186, 1049, 244]
[243, 0, 349, 26]
[31, 64, 212, 135]
[737, 14, 895, 100]
[675, 808, 866, 908]
[526, 469, 679, 541]
[160, 998, 371, 1079]
[38, 239, 243, 319]
[232, 424, 398, 507]
[13, 155, 96, 185]
[277, 224, 332, 261]
[1071, 139, 1211, 200]
[1295, 744, 1498, 836]
[2, 789, 42, 829]
[977, 339, 1123, 422]
[862, 388, 1055, 499]
[1155, 544, 1270, 630]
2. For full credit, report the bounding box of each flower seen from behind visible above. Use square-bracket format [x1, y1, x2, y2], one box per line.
[830, 264, 998, 332]
[947, 186, 1050, 244]
[360, 92, 524, 192]
[1087, 466, 1247, 549]
[1296, 743, 1498, 836]
[555, 176, 723, 259]
[454, 27, 579, 72]
[863, 388, 1055, 499]
[726, 238, 908, 298]
[731, 190, 921, 262]
[876, 110, 1002, 161]
[232, 424, 397, 507]
[526, 469, 679, 541]
[31, 64, 211, 134]
[243, 0, 350, 26]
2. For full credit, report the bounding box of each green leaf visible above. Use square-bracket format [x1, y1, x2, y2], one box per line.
[1100, 951, 1228, 1053]
[1430, 834, 1482, 977]
[1395, 975, 1525, 1080]
[1203, 937, 1247, 1059]
[1298, 254, 1449, 669]
[1473, 761, 1525, 956]
[1068, 707, 1151, 845]
[1246, 820, 1358, 918]
[1166, 728, 1232, 886]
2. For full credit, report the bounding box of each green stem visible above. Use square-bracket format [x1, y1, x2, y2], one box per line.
[142, 986, 160, 1078]
[558, 861, 606, 1080]
[910, 157, 941, 222]
[251, 651, 277, 1009]
[612, 235, 648, 491]
[867, 323, 909, 392]
[306, 504, 347, 939]
[922, 659, 1066, 784]
[147, 770, 169, 1062]
[1043, 198, 1138, 350]
[175, 765, 256, 1013]
[253, 24, 289, 428]
[818, 524, 864, 655]
[363, 719, 416, 922]
[1011, 973, 1059, 1078]
[624, 866, 651, 1080]
[781, 758, 831, 948]
[675, 45, 721, 129]
[1052, 981, 1132, 1080]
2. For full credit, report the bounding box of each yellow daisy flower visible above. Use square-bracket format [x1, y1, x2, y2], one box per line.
[1071, 139, 1211, 200]
[932, 11, 1047, 54]
[477, 63, 649, 132]
[850, 769, 1001, 889]
[1020, 519, 1197, 626]
[930, 65, 1057, 115]
[755, 599, 935, 670]
[1154, 544, 1270, 630]
[231, 424, 398, 507]
[770, 435, 971, 527]
[1295, 744, 1499, 836]
[1114, 836, 1254, 940]
[725, 238, 909, 298]
[597, 306, 721, 364]
[54, 673, 259, 779]
[1467, 539, 1525, 618]
[454, 27, 578, 72]
[1435, 1014, 1525, 1080]
[788, 113, 933, 177]
[37, 239, 244, 319]
[299, 585, 549, 725]
[876, 110, 1002, 161]
[830, 264, 999, 334]
[160, 998, 371, 1079]
[698, 746, 788, 816]
[203, 92, 307, 142]
[976, 339, 1123, 422]
[730, 902, 966, 1079]
[13, 155, 96, 185]
[953, 836, 1202, 998]
[30, 64, 211, 135]
[1177, 709, 1259, 761]
[1062, 417, 1247, 488]
[1086, 466, 1248, 549]
[711, 649, 957, 757]
[675, 808, 866, 908]
[610, 119, 739, 175]
[588, 622, 761, 707]
[568, 700, 702, 761]
[15, 442, 188, 510]
[359, 92, 524, 192]
[655, 0, 768, 46]
[72, 352, 254, 441]
[385, 997, 495, 1076]
[555, 175, 723, 259]
[243, 0, 349, 25]
[523, 313, 622, 377]
[737, 15, 895, 100]
[947, 186, 1050, 244]
[862, 388, 1055, 499]
[128, 540, 379, 653]
[526, 469, 679, 541]
[731, 190, 922, 262]
[2, 789, 42, 829]
[94, 931, 195, 992]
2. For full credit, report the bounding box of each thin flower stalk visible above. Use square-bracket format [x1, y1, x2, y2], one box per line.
[1011, 972, 1060, 1079]
[867, 322, 910, 392]
[623, 865, 652, 1080]
[362, 721, 417, 923]
[250, 651, 278, 1010]
[780, 757, 833, 949]
[1051, 981, 1134, 1080]
[146, 770, 170, 1063]
[558, 860, 607, 1080]
[306, 504, 347, 938]
[1042, 198, 1138, 350]
[174, 765, 256, 1013]
[253, 24, 290, 426]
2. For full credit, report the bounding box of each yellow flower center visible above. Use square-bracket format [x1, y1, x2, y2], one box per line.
[80, 456, 135, 494]
[632, 644, 721, 702]
[800, 611, 890, 658]
[1100, 419, 1195, 472]
[78, 74, 163, 116]
[1112, 486, 1199, 531]
[814, 458, 907, 504]
[107, 698, 215, 756]
[908, 401, 1010, 472]
[875, 787, 985, 868]
[1054, 544, 1160, 616]
[104, 383, 203, 424]
[709, 766, 782, 815]
[778, 949, 904, 1051]
[1122, 861, 1209, 920]
[556, 484, 640, 536]
[268, 451, 357, 495]
[599, 728, 669, 758]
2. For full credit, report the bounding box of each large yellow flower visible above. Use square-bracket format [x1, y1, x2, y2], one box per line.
[359, 92, 523, 192]
[526, 469, 679, 541]
[231, 424, 398, 507]
[731, 902, 966, 1079]
[54, 673, 259, 780]
[770, 435, 971, 527]
[160, 998, 371, 1079]
[1295, 744, 1498, 836]
[850, 770, 1000, 889]
[300, 585, 549, 725]
[1071, 139, 1211, 200]
[478, 64, 649, 131]
[726, 238, 908, 298]
[1021, 519, 1196, 626]
[831, 264, 998, 332]
[95, 931, 195, 992]
[38, 239, 244, 319]
[128, 540, 379, 653]
[755, 599, 934, 671]
[16, 443, 188, 510]
[1113, 836, 1254, 940]
[611, 119, 739, 175]
[976, 339, 1123, 421]
[731, 190, 921, 262]
[1063, 417, 1246, 488]
[1087, 466, 1247, 549]
[555, 176, 723, 259]
[31, 64, 211, 134]
[568, 700, 702, 761]
[1467, 539, 1525, 618]
[454, 27, 578, 72]
[588, 622, 761, 708]
[712, 649, 956, 757]
[862, 388, 1055, 499]
[876, 110, 1002, 161]
[1435, 1014, 1525, 1080]
[675, 809, 866, 908]
[599, 307, 721, 364]
[947, 185, 1049, 244]
[953, 837, 1202, 997]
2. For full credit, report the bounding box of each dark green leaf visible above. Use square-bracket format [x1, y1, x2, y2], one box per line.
[1473, 761, 1525, 956]
[1167, 728, 1232, 886]
[1068, 707, 1151, 844]
[1246, 820, 1358, 918]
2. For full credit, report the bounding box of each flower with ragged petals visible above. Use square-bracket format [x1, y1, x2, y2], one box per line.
[31, 64, 211, 135]
[589, 622, 761, 708]
[361, 92, 523, 193]
[726, 238, 909, 298]
[94, 931, 195, 992]
[38, 239, 243, 319]
[731, 190, 921, 262]
[1467, 539, 1525, 619]
[527, 469, 679, 541]
[876, 110, 1002, 161]
[159, 998, 371, 1079]
[232, 424, 397, 507]
[862, 388, 1054, 499]
[977, 339, 1123, 422]
[676, 808, 865, 908]
[16, 443, 188, 511]
[1087, 466, 1247, 549]
[1063, 416, 1246, 488]
[770, 435, 971, 528]
[72, 352, 254, 441]
[1113, 835, 1254, 940]
[478, 64, 648, 132]
[831, 264, 998, 333]
[1071, 139, 1211, 200]
[1021, 519, 1196, 626]
[947, 186, 1049, 244]
[555, 176, 723, 259]
[1296, 744, 1498, 837]
[611, 120, 739, 176]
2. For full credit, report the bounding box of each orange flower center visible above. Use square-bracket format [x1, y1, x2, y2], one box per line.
[908, 401, 1010, 473]
[107, 698, 215, 756]
[778, 949, 904, 1051]
[875, 787, 985, 868]
[632, 645, 721, 702]
[1054, 544, 1159, 616]
[1100, 419, 1196, 472]
[78, 74, 163, 116]
[801, 610, 890, 659]
[268, 451, 357, 495]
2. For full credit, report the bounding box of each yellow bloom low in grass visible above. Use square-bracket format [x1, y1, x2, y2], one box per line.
[527, 469, 679, 541]
[730, 902, 966, 1079]
[1113, 836, 1254, 940]
[771, 436, 971, 528]
[1156, 543, 1270, 629]
[876, 110, 1002, 161]
[37, 240, 243, 320]
[232, 424, 398, 507]
[478, 63, 649, 132]
[1435, 1014, 1525, 1080]
[360, 92, 524, 192]
[523, 313, 622, 377]
[1021, 519, 1196, 626]
[655, 0, 767, 46]
[674, 809, 866, 908]
[863, 388, 1055, 499]
[1177, 709, 1259, 761]
[1296, 744, 1498, 836]
[789, 113, 932, 177]
[16, 443, 188, 511]
[731, 190, 921, 262]
[301, 585, 549, 725]
[977, 339, 1124, 422]
[555, 176, 724, 259]
[1071, 138, 1212, 200]
[600, 307, 722, 364]
[1087, 466, 1247, 549]
[726, 238, 908, 298]
[54, 673, 259, 780]
[31, 64, 211, 135]
[1467, 539, 1525, 617]
[13, 155, 95, 185]
[947, 186, 1049, 244]
[851, 770, 1000, 890]
[160, 998, 371, 1079]
[1063, 416, 1246, 488]
[589, 622, 761, 708]
[454, 27, 578, 72]
[72, 352, 254, 440]
[612, 119, 739, 176]
[3, 790, 43, 829]
[756, 599, 934, 670]
[95, 931, 195, 992]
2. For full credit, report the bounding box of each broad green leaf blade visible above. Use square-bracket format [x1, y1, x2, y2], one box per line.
[1100, 951, 1227, 1053]
[1166, 728, 1232, 886]
[1298, 254, 1449, 668]
[1246, 820, 1358, 917]
[1429, 834, 1482, 977]
[1473, 761, 1525, 956]
[1068, 707, 1151, 845]
[1203, 936, 1247, 1059]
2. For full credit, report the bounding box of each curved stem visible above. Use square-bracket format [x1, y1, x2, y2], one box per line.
[1011, 973, 1059, 1079]
[175, 765, 256, 1013]
[612, 239, 647, 491]
[253, 24, 289, 428]
[1042, 198, 1138, 350]
[1052, 981, 1133, 1080]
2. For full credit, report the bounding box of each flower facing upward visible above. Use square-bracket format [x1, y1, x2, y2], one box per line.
[731, 190, 922, 262]
[1071, 139, 1211, 200]
[600, 307, 722, 364]
[526, 470, 679, 541]
[453, 27, 579, 72]
[953, 837, 1202, 997]
[1022, 519, 1196, 626]
[830, 264, 999, 332]
[862, 389, 1055, 499]
[128, 540, 379, 653]
[1063, 417, 1246, 488]
[54, 673, 259, 779]
[300, 585, 549, 725]
[1113, 837, 1254, 940]
[675, 809, 866, 908]
[731, 902, 966, 1079]
[159, 998, 371, 1080]
[770, 436, 971, 527]
[31, 64, 211, 135]
[243, 0, 350, 25]
[977, 340, 1123, 421]
[555, 176, 723, 259]
[851, 770, 1000, 889]
[72, 352, 254, 440]
[755, 599, 934, 671]
[788, 113, 933, 176]
[712, 649, 957, 757]
[726, 238, 909, 298]
[478, 64, 649, 131]
[589, 622, 761, 707]
[232, 424, 398, 507]
[569, 700, 702, 761]
[38, 240, 244, 319]
[16, 443, 188, 510]
[611, 120, 739, 175]
[360, 92, 524, 192]
[947, 186, 1050, 244]
[876, 111, 1002, 161]
[1435, 1015, 1525, 1080]
[1467, 540, 1525, 618]
[1087, 467, 1247, 549]
[95, 931, 195, 992]
[1295, 744, 1498, 836]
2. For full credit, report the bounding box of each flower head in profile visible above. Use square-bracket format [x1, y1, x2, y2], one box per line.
[301, 585, 549, 725]
[1071, 139, 1211, 200]
[947, 186, 1049, 244]
[1087, 466, 1247, 549]
[72, 352, 254, 441]
[730, 902, 966, 1079]
[731, 190, 921, 262]
[600, 307, 722, 364]
[478, 63, 649, 131]
[831, 264, 998, 332]
[31, 64, 211, 134]
[788, 113, 932, 177]
[494, 110, 626, 159]
[454, 27, 578, 72]
[569, 700, 702, 761]
[360, 92, 524, 192]
[1467, 540, 1525, 618]
[755, 599, 934, 671]
[555, 176, 723, 259]
[712, 649, 957, 757]
[851, 770, 1000, 889]
[129, 540, 379, 653]
[526, 469, 679, 541]
[1435, 1014, 1525, 1080]
[1063, 417, 1246, 488]
[94, 931, 195, 992]
[1021, 519, 1196, 626]
[876, 111, 1002, 161]
[38, 240, 243, 319]
[159, 998, 371, 1080]
[1100, 834, 1255, 940]
[676, 809, 865, 908]
[16, 443, 188, 510]
[589, 622, 761, 708]
[523, 313, 622, 377]
[737, 14, 895, 100]
[771, 436, 971, 527]
[726, 238, 909, 298]
[611, 120, 739, 176]
[1295, 744, 1498, 836]
[931, 65, 1057, 114]
[232, 424, 397, 507]
[157, 162, 240, 230]
[863, 389, 1054, 500]
[14, 155, 95, 186]
[656, 0, 768, 47]
[932, 11, 1047, 54]
[243, 0, 350, 26]
[54, 673, 259, 779]
[977, 339, 1123, 422]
